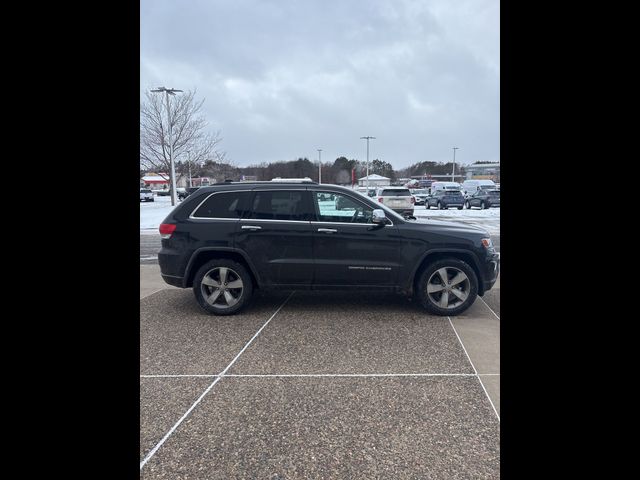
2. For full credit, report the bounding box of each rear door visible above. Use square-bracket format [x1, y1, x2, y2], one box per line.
[310, 190, 403, 286]
[234, 188, 314, 286]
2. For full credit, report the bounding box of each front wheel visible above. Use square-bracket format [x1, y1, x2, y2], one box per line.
[416, 259, 478, 316]
[193, 260, 254, 315]
[457, 206, 463, 210]
[481, 201, 486, 209]
[465, 201, 470, 209]
[438, 202, 443, 210]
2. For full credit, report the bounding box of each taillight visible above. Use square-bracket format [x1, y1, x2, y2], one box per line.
[411, 196, 415, 204]
[378, 197, 384, 202]
[159, 223, 177, 239]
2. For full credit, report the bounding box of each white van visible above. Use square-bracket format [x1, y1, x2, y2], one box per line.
[461, 179, 496, 196]
[430, 181, 462, 193]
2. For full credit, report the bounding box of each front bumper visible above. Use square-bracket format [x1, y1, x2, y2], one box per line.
[481, 252, 500, 293]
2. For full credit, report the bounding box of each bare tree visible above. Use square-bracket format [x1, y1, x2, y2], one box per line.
[140, 89, 224, 204]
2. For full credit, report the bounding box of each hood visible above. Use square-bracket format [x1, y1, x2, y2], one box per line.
[408, 218, 489, 237]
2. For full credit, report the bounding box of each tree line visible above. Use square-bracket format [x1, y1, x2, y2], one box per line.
[140, 88, 467, 197]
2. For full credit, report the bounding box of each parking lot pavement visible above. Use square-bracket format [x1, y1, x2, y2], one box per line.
[141, 376, 499, 479]
[140, 280, 500, 477]
[141, 289, 291, 375]
[140, 265, 177, 299]
[140, 377, 213, 462]
[229, 291, 473, 375]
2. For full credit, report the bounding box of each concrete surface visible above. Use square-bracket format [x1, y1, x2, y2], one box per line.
[140, 264, 177, 299]
[141, 376, 499, 479]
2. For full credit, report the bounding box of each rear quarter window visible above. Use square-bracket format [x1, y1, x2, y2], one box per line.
[191, 191, 249, 218]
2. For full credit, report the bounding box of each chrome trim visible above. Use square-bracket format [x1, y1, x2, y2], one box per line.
[239, 218, 311, 224]
[241, 225, 262, 230]
[317, 228, 338, 233]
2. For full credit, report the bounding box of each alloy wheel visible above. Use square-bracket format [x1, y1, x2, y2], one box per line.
[200, 267, 244, 309]
[426, 267, 470, 309]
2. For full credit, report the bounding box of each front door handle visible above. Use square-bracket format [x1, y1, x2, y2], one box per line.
[241, 225, 262, 231]
[318, 228, 337, 234]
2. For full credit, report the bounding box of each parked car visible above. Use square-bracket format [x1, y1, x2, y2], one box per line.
[158, 182, 499, 316]
[425, 189, 465, 209]
[140, 188, 154, 202]
[461, 179, 496, 197]
[176, 188, 187, 200]
[410, 189, 431, 205]
[465, 189, 500, 209]
[155, 189, 171, 196]
[376, 187, 414, 217]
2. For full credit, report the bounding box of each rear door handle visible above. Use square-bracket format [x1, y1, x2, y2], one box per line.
[318, 228, 337, 234]
[241, 225, 262, 231]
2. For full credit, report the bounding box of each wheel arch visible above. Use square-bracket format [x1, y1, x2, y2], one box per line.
[410, 249, 484, 296]
[184, 247, 261, 289]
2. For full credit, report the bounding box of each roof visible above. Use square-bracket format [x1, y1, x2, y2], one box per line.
[358, 174, 390, 180]
[465, 163, 500, 170]
[142, 175, 169, 182]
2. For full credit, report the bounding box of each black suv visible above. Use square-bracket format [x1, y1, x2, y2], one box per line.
[158, 182, 499, 316]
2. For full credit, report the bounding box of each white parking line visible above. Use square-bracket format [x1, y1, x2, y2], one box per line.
[139, 291, 295, 471]
[141, 373, 499, 378]
[479, 296, 500, 320]
[447, 317, 500, 422]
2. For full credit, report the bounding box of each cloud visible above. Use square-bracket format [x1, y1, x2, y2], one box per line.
[141, 0, 499, 168]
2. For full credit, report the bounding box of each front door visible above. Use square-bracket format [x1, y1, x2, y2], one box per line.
[310, 190, 403, 286]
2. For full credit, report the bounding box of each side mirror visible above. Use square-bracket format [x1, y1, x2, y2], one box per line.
[372, 209, 388, 225]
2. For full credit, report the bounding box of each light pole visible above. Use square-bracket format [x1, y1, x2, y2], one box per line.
[452, 147, 459, 182]
[186, 150, 192, 188]
[360, 136, 376, 190]
[317, 148, 322, 184]
[151, 86, 183, 206]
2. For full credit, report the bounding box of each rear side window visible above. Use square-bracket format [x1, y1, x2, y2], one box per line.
[248, 190, 312, 221]
[381, 189, 410, 196]
[192, 191, 249, 218]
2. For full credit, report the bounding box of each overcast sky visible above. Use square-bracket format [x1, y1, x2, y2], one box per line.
[141, 0, 499, 169]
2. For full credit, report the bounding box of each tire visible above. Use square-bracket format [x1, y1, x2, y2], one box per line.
[465, 201, 470, 209]
[193, 259, 254, 315]
[438, 202, 444, 210]
[457, 206, 463, 210]
[416, 258, 478, 316]
[481, 201, 486, 209]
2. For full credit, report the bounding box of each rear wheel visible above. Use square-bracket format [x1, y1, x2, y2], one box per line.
[457, 206, 463, 210]
[193, 259, 253, 315]
[416, 258, 478, 316]
[437, 202, 443, 210]
[480, 201, 486, 209]
[465, 201, 470, 209]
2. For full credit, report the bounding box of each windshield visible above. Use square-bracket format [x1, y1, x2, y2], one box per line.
[488, 191, 500, 196]
[445, 190, 463, 195]
[413, 189, 428, 194]
[140, 189, 152, 193]
[480, 185, 495, 190]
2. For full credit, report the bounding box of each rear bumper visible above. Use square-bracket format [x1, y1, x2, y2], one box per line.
[391, 208, 414, 215]
[161, 274, 185, 288]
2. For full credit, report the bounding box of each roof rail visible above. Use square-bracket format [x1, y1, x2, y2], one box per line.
[212, 180, 318, 185]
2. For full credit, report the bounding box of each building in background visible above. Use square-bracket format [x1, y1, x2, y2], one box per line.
[358, 174, 390, 187]
[464, 163, 500, 182]
[141, 173, 169, 189]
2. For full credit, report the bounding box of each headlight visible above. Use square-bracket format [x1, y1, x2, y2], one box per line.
[481, 238, 493, 249]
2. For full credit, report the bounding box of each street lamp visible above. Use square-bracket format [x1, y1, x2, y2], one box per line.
[452, 147, 459, 182]
[360, 136, 376, 190]
[317, 148, 322, 184]
[151, 86, 183, 206]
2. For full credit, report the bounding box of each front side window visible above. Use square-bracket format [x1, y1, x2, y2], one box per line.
[192, 191, 249, 218]
[314, 192, 373, 223]
[248, 190, 311, 221]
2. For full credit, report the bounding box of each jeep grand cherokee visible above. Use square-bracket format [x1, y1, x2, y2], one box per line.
[158, 181, 499, 316]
